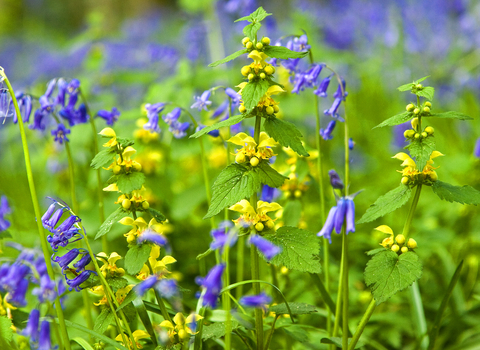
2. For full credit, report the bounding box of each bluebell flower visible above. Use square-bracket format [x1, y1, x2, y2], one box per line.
[73, 251, 92, 272]
[51, 124, 71, 144]
[3, 264, 30, 290]
[349, 138, 355, 150]
[239, 292, 272, 308]
[137, 229, 168, 246]
[11, 92, 32, 124]
[30, 109, 47, 131]
[7, 278, 28, 306]
[260, 185, 281, 202]
[42, 206, 67, 231]
[65, 270, 96, 291]
[67, 79, 80, 94]
[333, 78, 348, 100]
[136, 275, 159, 296]
[320, 120, 336, 140]
[211, 100, 229, 119]
[163, 107, 181, 125]
[0, 88, 11, 121]
[144, 102, 165, 133]
[38, 320, 52, 350]
[249, 235, 281, 261]
[35, 256, 48, 277]
[201, 264, 225, 308]
[317, 206, 337, 243]
[328, 170, 344, 190]
[225, 87, 241, 105]
[191, 90, 212, 111]
[22, 309, 40, 343]
[155, 279, 178, 299]
[32, 274, 57, 303]
[314, 75, 332, 97]
[210, 221, 237, 252]
[324, 98, 345, 121]
[475, 138, 480, 158]
[317, 197, 356, 243]
[52, 248, 82, 272]
[97, 107, 120, 126]
[55, 78, 68, 106]
[39, 79, 57, 113]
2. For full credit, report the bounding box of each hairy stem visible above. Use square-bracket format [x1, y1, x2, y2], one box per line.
[348, 299, 376, 350]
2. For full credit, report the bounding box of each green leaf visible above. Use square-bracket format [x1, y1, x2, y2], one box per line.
[405, 135, 436, 171]
[0, 316, 13, 344]
[321, 337, 365, 349]
[374, 111, 413, 128]
[269, 302, 317, 316]
[254, 161, 288, 188]
[415, 76, 430, 83]
[116, 137, 135, 148]
[366, 248, 387, 256]
[358, 185, 413, 224]
[204, 163, 260, 219]
[425, 111, 473, 120]
[242, 79, 269, 111]
[282, 200, 302, 227]
[148, 208, 166, 222]
[90, 149, 115, 170]
[190, 115, 245, 138]
[235, 6, 272, 23]
[283, 325, 309, 342]
[117, 172, 145, 193]
[397, 83, 414, 92]
[116, 290, 138, 311]
[417, 86, 434, 100]
[432, 181, 480, 205]
[95, 207, 127, 240]
[72, 337, 95, 350]
[124, 244, 151, 275]
[263, 45, 308, 59]
[0, 231, 12, 239]
[94, 308, 114, 336]
[264, 117, 309, 157]
[202, 321, 240, 341]
[209, 49, 248, 67]
[132, 299, 158, 347]
[266, 226, 321, 273]
[106, 277, 128, 290]
[365, 250, 423, 305]
[243, 22, 262, 41]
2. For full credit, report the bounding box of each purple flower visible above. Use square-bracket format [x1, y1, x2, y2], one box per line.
[7, 278, 28, 306]
[137, 229, 168, 246]
[2, 264, 30, 290]
[67, 79, 80, 94]
[52, 248, 81, 272]
[211, 100, 229, 119]
[163, 107, 181, 125]
[42, 205, 67, 232]
[0, 196, 11, 231]
[136, 275, 159, 296]
[30, 109, 47, 131]
[225, 87, 241, 105]
[38, 320, 52, 350]
[73, 251, 92, 272]
[144, 102, 166, 133]
[345, 199, 355, 234]
[349, 138, 355, 150]
[317, 198, 355, 243]
[155, 279, 178, 299]
[97, 107, 120, 126]
[320, 120, 336, 140]
[249, 235, 281, 261]
[191, 90, 212, 111]
[474, 138, 480, 158]
[22, 309, 40, 342]
[314, 75, 332, 97]
[328, 170, 344, 190]
[239, 292, 272, 308]
[317, 206, 337, 243]
[51, 123, 71, 144]
[55, 78, 68, 106]
[65, 270, 96, 292]
[333, 79, 348, 100]
[201, 264, 225, 308]
[210, 221, 237, 252]
[196, 124, 220, 137]
[261, 185, 281, 202]
[324, 98, 345, 122]
[32, 274, 57, 303]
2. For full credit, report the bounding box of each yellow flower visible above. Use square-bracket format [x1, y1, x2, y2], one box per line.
[136, 245, 177, 280]
[229, 199, 281, 229]
[103, 183, 119, 192]
[96, 252, 125, 277]
[99, 127, 118, 148]
[115, 330, 150, 349]
[392, 151, 443, 181]
[228, 132, 277, 162]
[257, 85, 285, 109]
[119, 216, 166, 244]
[159, 313, 204, 342]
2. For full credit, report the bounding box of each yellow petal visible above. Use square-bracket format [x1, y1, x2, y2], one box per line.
[132, 329, 150, 341]
[161, 256, 177, 265]
[123, 146, 137, 159]
[150, 245, 161, 260]
[173, 312, 186, 326]
[429, 151, 444, 159]
[159, 320, 175, 330]
[99, 127, 116, 138]
[227, 133, 256, 147]
[103, 183, 119, 192]
[134, 217, 148, 228]
[265, 85, 285, 97]
[374, 225, 394, 236]
[108, 252, 122, 265]
[392, 152, 411, 161]
[119, 217, 135, 226]
[257, 132, 278, 149]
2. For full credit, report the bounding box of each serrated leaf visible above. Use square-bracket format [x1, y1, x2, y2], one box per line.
[374, 111, 413, 128]
[116, 137, 135, 148]
[415, 76, 430, 83]
[204, 163, 260, 219]
[124, 244, 151, 275]
[358, 185, 413, 224]
[95, 207, 127, 240]
[190, 115, 245, 138]
[116, 290, 137, 311]
[249, 7, 272, 22]
[405, 135, 435, 171]
[243, 22, 262, 41]
[263, 45, 309, 59]
[264, 117, 309, 157]
[282, 200, 302, 227]
[0, 316, 13, 343]
[364, 250, 423, 305]
[417, 86, 434, 100]
[425, 111, 473, 120]
[148, 208, 166, 222]
[269, 302, 317, 316]
[397, 83, 414, 92]
[209, 49, 248, 67]
[91, 149, 115, 170]
[254, 161, 288, 188]
[117, 172, 145, 193]
[366, 248, 387, 256]
[242, 79, 269, 111]
[202, 321, 240, 341]
[266, 226, 321, 273]
[94, 309, 114, 336]
[106, 277, 128, 290]
[432, 181, 480, 205]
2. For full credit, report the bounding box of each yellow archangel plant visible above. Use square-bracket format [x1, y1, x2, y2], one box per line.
[229, 199, 281, 232]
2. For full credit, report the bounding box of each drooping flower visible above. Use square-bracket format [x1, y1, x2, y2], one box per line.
[328, 169, 344, 190]
[210, 221, 237, 252]
[199, 264, 225, 308]
[65, 270, 96, 292]
[320, 120, 336, 140]
[239, 292, 272, 309]
[314, 75, 332, 97]
[191, 90, 212, 111]
[32, 274, 57, 303]
[317, 197, 356, 243]
[97, 107, 121, 126]
[249, 235, 281, 261]
[38, 320, 53, 350]
[22, 309, 40, 343]
[163, 107, 181, 125]
[143, 103, 165, 133]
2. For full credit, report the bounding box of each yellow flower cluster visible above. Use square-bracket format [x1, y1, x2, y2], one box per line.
[136, 245, 176, 281]
[229, 199, 282, 231]
[159, 312, 203, 342]
[375, 225, 417, 254]
[393, 151, 443, 184]
[119, 216, 166, 244]
[228, 131, 278, 166]
[115, 330, 150, 349]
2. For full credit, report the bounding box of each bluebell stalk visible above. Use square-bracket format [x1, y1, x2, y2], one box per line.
[320, 120, 336, 140]
[97, 107, 121, 126]
[191, 90, 212, 111]
[249, 235, 281, 261]
[239, 292, 272, 309]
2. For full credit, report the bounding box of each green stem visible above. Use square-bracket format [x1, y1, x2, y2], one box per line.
[146, 260, 173, 323]
[402, 185, 422, 238]
[0, 70, 72, 350]
[410, 282, 428, 350]
[332, 251, 344, 338]
[223, 232, 232, 350]
[348, 299, 376, 350]
[341, 230, 349, 350]
[264, 315, 279, 350]
[236, 235, 245, 300]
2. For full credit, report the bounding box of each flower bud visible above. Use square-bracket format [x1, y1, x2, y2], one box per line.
[255, 222, 264, 232]
[391, 244, 400, 253]
[414, 133, 421, 139]
[266, 106, 274, 115]
[133, 162, 142, 172]
[395, 234, 405, 245]
[404, 130, 415, 138]
[246, 42, 253, 49]
[265, 220, 275, 230]
[423, 106, 430, 113]
[235, 152, 246, 163]
[411, 117, 419, 131]
[239, 105, 246, 114]
[401, 246, 409, 254]
[407, 238, 417, 249]
[273, 105, 280, 113]
[425, 101, 432, 107]
[294, 190, 302, 198]
[260, 72, 266, 79]
[250, 157, 259, 167]
[247, 73, 255, 81]
[99, 127, 116, 138]
[264, 66, 274, 75]
[413, 108, 420, 115]
[421, 132, 428, 138]
[261, 37, 271, 45]
[113, 165, 122, 175]
[142, 201, 150, 210]
[406, 103, 415, 112]
[415, 84, 423, 89]
[242, 37, 251, 46]
[280, 266, 288, 274]
[256, 42, 263, 50]
[425, 126, 434, 135]
[428, 171, 438, 182]
[401, 176, 410, 185]
[241, 66, 251, 76]
[122, 199, 131, 210]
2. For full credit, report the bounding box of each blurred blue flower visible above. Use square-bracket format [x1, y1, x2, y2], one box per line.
[155, 279, 178, 299]
[22, 309, 40, 343]
[348, 137, 355, 150]
[38, 320, 52, 350]
[210, 221, 236, 252]
[137, 229, 168, 246]
[191, 90, 212, 111]
[196, 124, 220, 138]
[32, 274, 57, 303]
[320, 120, 336, 140]
[260, 185, 281, 202]
[249, 235, 281, 261]
[328, 169, 344, 190]
[170, 121, 191, 139]
[136, 275, 159, 297]
[200, 263, 225, 308]
[51, 123, 71, 144]
[239, 292, 272, 309]
[163, 107, 181, 125]
[144, 102, 165, 133]
[314, 75, 332, 97]
[0, 195, 11, 231]
[97, 107, 120, 126]
[474, 137, 480, 158]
